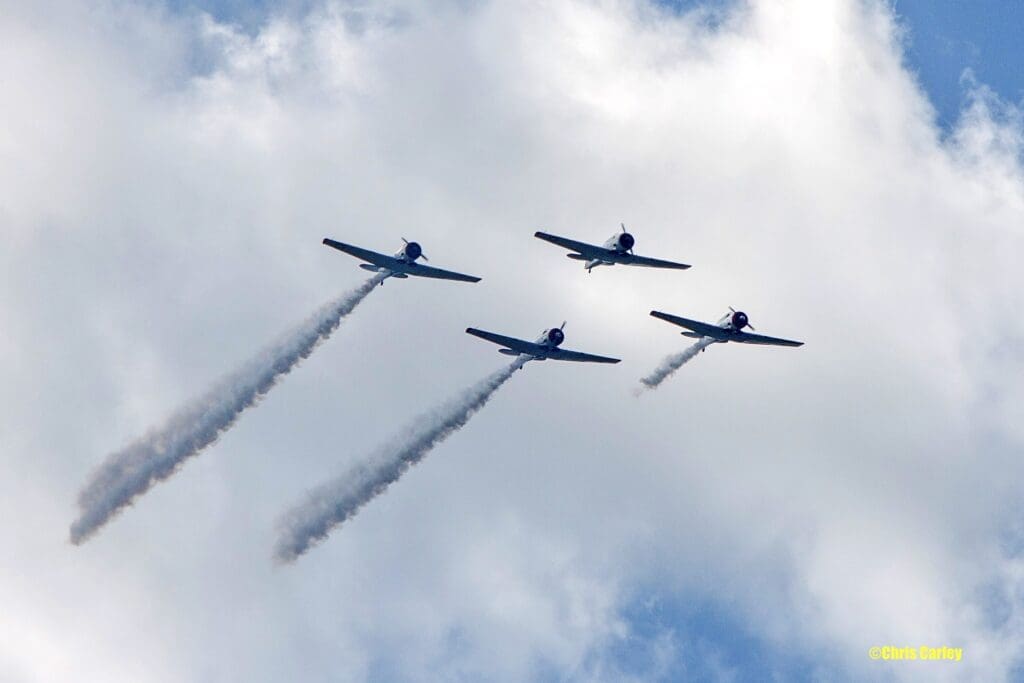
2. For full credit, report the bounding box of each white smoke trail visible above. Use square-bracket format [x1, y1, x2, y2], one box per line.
[636, 337, 715, 393]
[70, 273, 385, 544]
[274, 357, 525, 563]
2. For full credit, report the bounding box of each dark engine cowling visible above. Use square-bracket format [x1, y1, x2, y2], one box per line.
[547, 328, 565, 345]
[731, 311, 749, 330]
[404, 241, 423, 260]
[617, 232, 635, 252]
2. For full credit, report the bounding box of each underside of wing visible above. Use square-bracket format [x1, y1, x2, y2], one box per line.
[626, 254, 691, 270]
[546, 347, 621, 364]
[534, 231, 607, 259]
[649, 311, 729, 340]
[323, 238, 398, 269]
[465, 328, 544, 355]
[406, 262, 482, 283]
[731, 331, 804, 347]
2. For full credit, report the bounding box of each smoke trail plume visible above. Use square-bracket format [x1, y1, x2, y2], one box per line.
[274, 357, 525, 563]
[636, 337, 715, 393]
[70, 274, 385, 544]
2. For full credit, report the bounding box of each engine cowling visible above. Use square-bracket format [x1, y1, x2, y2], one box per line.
[617, 232, 635, 252]
[403, 241, 423, 261]
[731, 311, 749, 330]
[547, 328, 565, 345]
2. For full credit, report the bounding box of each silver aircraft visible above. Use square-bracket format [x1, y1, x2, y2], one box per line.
[534, 224, 691, 273]
[466, 322, 621, 367]
[323, 237, 482, 285]
[650, 308, 804, 349]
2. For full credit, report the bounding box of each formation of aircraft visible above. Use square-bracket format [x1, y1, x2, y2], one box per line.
[324, 227, 803, 368]
[323, 237, 481, 285]
[534, 224, 691, 272]
[650, 307, 804, 349]
[466, 322, 620, 367]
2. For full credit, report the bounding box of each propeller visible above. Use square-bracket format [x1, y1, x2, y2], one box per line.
[560, 320, 566, 330]
[729, 306, 755, 331]
[620, 223, 634, 254]
[401, 237, 428, 261]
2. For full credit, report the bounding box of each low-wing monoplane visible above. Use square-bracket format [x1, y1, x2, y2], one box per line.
[534, 224, 691, 273]
[465, 322, 621, 366]
[323, 237, 482, 285]
[650, 308, 804, 349]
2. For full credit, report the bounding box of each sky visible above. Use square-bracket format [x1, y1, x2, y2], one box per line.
[2, 0, 1024, 681]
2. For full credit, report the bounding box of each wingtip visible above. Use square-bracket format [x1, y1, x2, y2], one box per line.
[533, 230, 545, 238]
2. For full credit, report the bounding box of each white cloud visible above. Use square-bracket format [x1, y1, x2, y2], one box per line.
[2, 0, 1023, 680]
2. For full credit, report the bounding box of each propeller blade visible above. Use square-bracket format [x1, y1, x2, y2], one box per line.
[621, 222, 626, 233]
[420, 253, 429, 262]
[728, 306, 736, 313]
[560, 320, 566, 330]
[401, 237, 409, 244]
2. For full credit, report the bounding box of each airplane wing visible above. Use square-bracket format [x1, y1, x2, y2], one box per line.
[404, 262, 482, 283]
[626, 254, 691, 270]
[545, 347, 621, 364]
[465, 328, 546, 355]
[730, 331, 804, 347]
[323, 238, 400, 269]
[649, 311, 730, 340]
[534, 231, 608, 259]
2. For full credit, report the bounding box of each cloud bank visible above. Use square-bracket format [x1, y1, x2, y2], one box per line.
[2, 0, 1024, 680]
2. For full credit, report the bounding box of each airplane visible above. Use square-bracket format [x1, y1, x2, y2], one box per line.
[649, 307, 804, 350]
[534, 224, 691, 273]
[465, 322, 621, 367]
[322, 237, 482, 285]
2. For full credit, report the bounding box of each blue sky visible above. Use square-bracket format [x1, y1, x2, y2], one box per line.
[894, 0, 1024, 128]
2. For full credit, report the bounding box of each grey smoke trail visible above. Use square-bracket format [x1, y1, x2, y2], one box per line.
[274, 357, 525, 563]
[70, 273, 385, 544]
[636, 337, 715, 392]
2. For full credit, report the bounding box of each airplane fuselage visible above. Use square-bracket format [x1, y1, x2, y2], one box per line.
[357, 241, 425, 283]
[581, 232, 635, 272]
[680, 311, 749, 346]
[498, 326, 565, 364]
